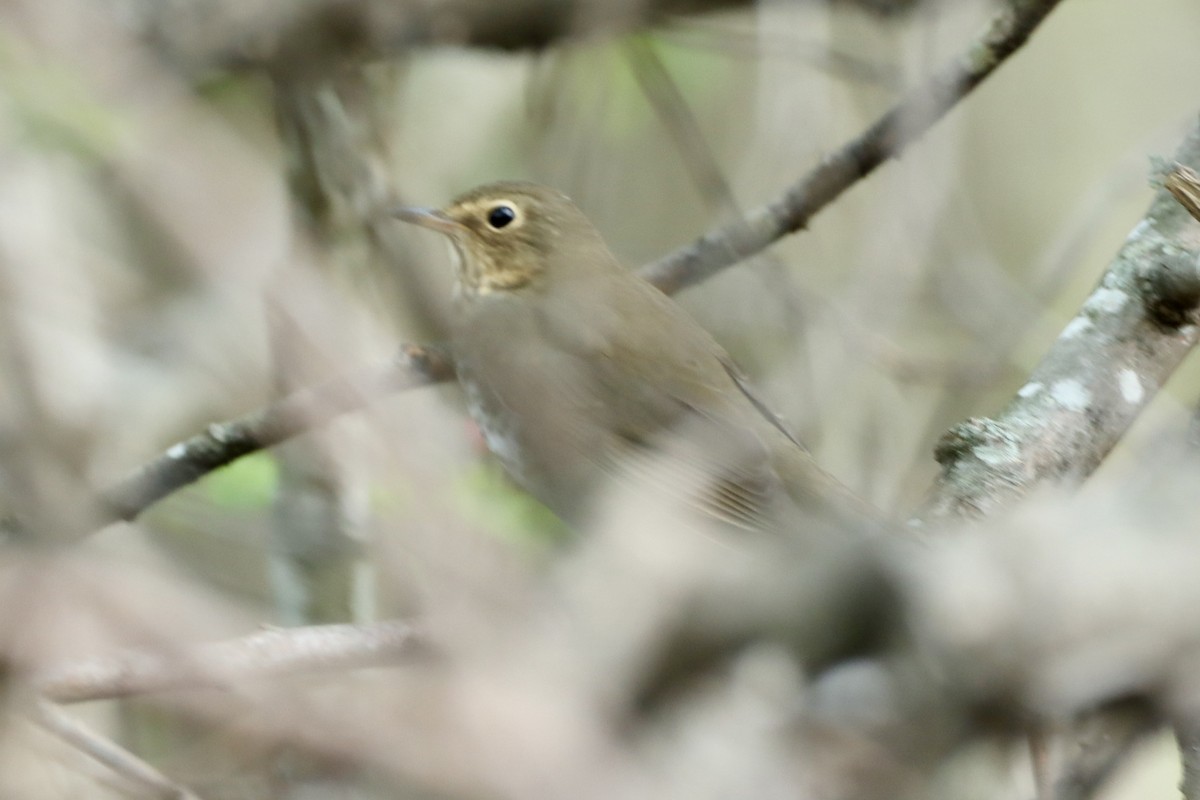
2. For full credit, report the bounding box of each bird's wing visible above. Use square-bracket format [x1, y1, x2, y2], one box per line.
[599, 396, 782, 531]
[540, 276, 794, 530]
[717, 354, 808, 452]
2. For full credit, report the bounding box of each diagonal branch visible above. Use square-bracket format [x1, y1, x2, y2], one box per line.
[625, 35, 740, 217]
[97, 345, 452, 526]
[638, 0, 1067, 294]
[96, 0, 1066, 526]
[917, 117, 1200, 522]
[33, 622, 417, 788]
[909, 121, 1200, 800]
[1180, 722, 1200, 800]
[33, 699, 205, 799]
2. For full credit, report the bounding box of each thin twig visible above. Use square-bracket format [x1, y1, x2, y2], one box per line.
[638, 0, 1067, 294]
[625, 33, 823, 434]
[96, 0, 1066, 526]
[624, 35, 739, 217]
[1030, 726, 1054, 800]
[33, 699, 203, 800]
[97, 344, 452, 525]
[1179, 722, 1200, 800]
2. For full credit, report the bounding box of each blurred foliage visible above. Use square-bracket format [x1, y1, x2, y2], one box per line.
[455, 463, 570, 550]
[0, 35, 123, 159]
[201, 451, 280, 510]
[559, 33, 737, 142]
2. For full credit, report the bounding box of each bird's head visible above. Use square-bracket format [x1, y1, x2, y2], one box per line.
[393, 181, 610, 297]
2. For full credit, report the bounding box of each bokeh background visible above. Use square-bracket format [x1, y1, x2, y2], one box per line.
[0, 0, 1198, 797]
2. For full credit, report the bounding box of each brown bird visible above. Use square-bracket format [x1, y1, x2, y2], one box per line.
[395, 181, 869, 532]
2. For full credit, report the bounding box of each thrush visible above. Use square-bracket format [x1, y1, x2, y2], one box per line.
[395, 181, 869, 532]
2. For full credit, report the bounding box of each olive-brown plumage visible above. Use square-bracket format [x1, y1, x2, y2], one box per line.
[396, 181, 867, 530]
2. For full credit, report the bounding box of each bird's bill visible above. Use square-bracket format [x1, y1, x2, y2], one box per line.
[391, 206, 465, 235]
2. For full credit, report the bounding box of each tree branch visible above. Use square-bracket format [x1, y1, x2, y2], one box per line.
[1179, 721, 1200, 800]
[33, 699, 205, 800]
[918, 116, 1200, 522]
[148, 0, 753, 75]
[28, 489, 1200, 790]
[145, 0, 928, 74]
[909, 121, 1200, 800]
[96, 344, 452, 526]
[638, 0, 1067, 294]
[35, 620, 418, 704]
[97, 0, 1064, 525]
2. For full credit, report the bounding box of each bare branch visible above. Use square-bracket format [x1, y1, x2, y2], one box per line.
[912, 120, 1200, 799]
[33, 699, 204, 800]
[918, 117, 1200, 522]
[94, 0, 1066, 526]
[1180, 722, 1200, 800]
[97, 344, 452, 525]
[26, 489, 1200, 796]
[625, 35, 740, 217]
[1050, 707, 1157, 800]
[36, 620, 418, 704]
[146, 0, 756, 74]
[638, 0, 1067, 294]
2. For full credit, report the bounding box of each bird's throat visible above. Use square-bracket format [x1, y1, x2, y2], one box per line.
[453, 244, 537, 297]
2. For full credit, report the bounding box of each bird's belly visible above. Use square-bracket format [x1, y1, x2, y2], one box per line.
[461, 379, 530, 486]
[456, 359, 601, 524]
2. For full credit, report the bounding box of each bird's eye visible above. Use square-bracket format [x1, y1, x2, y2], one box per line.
[486, 205, 517, 229]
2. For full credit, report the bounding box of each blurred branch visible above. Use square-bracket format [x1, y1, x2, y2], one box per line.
[1180, 722, 1200, 800]
[36, 620, 418, 704]
[1030, 728, 1053, 800]
[91, 0, 1065, 527]
[659, 22, 902, 88]
[268, 71, 407, 634]
[625, 33, 822, 431]
[99, 344, 452, 525]
[1049, 706, 1157, 800]
[918, 118, 1200, 522]
[625, 36, 739, 217]
[33, 700, 204, 800]
[638, 0, 1066, 294]
[915, 124, 1200, 800]
[28, 491, 1200, 798]
[147, 0, 756, 75]
[147, 0, 932, 75]
[1177, 310, 1200, 800]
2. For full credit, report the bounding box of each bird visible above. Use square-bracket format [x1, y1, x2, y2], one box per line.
[394, 181, 871, 533]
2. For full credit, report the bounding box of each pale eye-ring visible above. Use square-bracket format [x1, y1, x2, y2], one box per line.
[486, 204, 517, 230]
